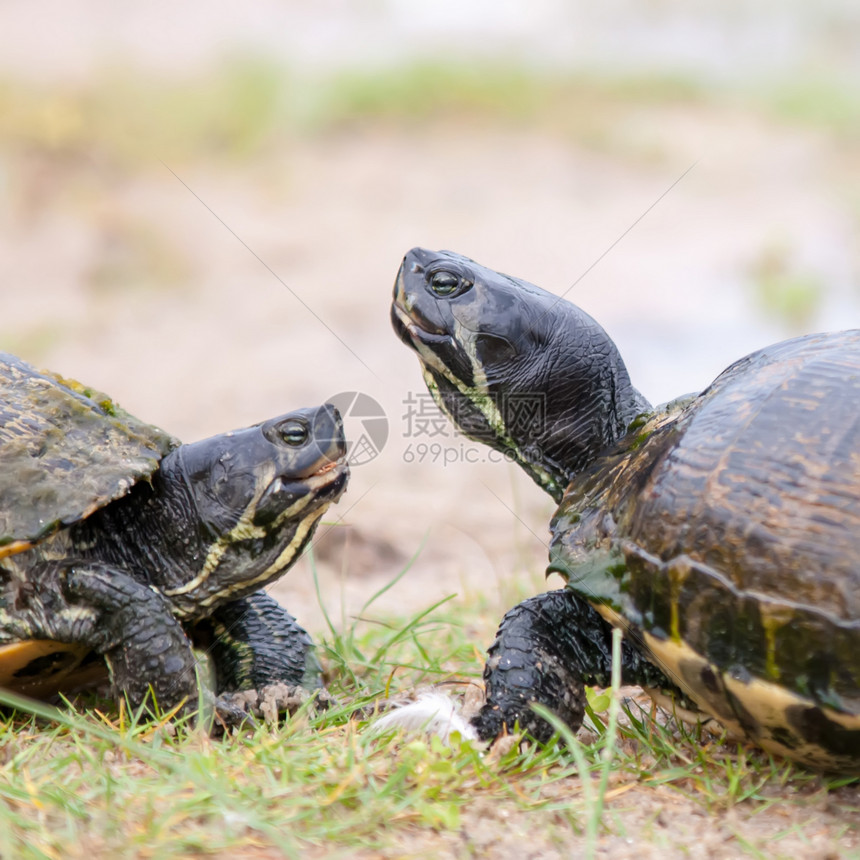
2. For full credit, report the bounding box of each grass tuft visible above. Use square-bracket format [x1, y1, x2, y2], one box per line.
[0, 560, 857, 856]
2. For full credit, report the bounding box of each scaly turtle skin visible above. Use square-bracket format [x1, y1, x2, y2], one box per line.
[0, 353, 348, 722]
[392, 247, 860, 772]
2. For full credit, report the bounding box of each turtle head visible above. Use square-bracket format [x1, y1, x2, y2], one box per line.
[152, 404, 348, 615]
[392, 247, 649, 501]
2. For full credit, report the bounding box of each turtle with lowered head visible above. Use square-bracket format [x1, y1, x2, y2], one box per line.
[391, 247, 860, 772]
[0, 352, 348, 725]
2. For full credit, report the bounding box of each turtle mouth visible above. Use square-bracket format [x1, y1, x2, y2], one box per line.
[391, 302, 452, 349]
[264, 457, 349, 514]
[390, 301, 413, 345]
[314, 457, 342, 476]
[306, 456, 349, 495]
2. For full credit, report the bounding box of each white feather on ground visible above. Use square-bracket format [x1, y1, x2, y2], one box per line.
[372, 692, 481, 744]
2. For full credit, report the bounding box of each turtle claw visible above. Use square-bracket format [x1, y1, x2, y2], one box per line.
[210, 694, 259, 731]
[217, 683, 336, 727]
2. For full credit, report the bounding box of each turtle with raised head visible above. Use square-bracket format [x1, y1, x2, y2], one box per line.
[0, 352, 348, 723]
[392, 247, 860, 772]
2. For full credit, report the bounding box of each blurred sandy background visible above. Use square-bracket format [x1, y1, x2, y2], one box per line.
[1, 0, 858, 643]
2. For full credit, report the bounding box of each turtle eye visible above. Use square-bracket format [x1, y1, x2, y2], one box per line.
[277, 419, 309, 446]
[429, 270, 471, 297]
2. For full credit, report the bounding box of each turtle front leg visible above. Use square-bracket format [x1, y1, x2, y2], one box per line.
[472, 588, 673, 743]
[196, 591, 327, 721]
[200, 591, 321, 691]
[56, 562, 202, 716]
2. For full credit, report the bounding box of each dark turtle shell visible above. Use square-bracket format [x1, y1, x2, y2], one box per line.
[0, 353, 179, 696]
[0, 352, 178, 557]
[549, 330, 860, 769]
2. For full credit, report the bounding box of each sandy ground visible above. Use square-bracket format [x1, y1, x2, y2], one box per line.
[3, 102, 860, 854]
